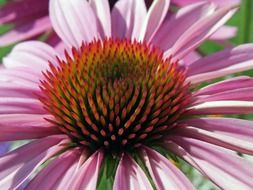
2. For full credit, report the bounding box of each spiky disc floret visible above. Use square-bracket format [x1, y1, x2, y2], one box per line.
[39, 39, 191, 153]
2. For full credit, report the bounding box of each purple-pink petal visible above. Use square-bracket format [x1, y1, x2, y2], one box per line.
[194, 76, 253, 96]
[140, 146, 196, 190]
[0, 0, 48, 24]
[193, 87, 253, 104]
[209, 25, 237, 40]
[0, 98, 46, 114]
[3, 41, 58, 71]
[177, 117, 253, 155]
[49, 0, 99, 48]
[113, 153, 152, 190]
[111, 0, 147, 39]
[165, 5, 237, 59]
[0, 114, 61, 141]
[152, 2, 215, 51]
[166, 137, 253, 190]
[187, 100, 253, 115]
[0, 16, 51, 46]
[0, 135, 68, 190]
[25, 148, 82, 190]
[172, 0, 240, 7]
[0, 82, 39, 98]
[187, 44, 253, 84]
[69, 150, 103, 190]
[139, 0, 170, 42]
[0, 67, 42, 84]
[90, 0, 111, 37]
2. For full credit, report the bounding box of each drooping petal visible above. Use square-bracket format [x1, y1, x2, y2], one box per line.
[176, 117, 253, 155]
[152, 2, 215, 51]
[0, 82, 39, 98]
[113, 153, 153, 190]
[25, 148, 82, 190]
[171, 0, 240, 7]
[0, 17, 51, 46]
[69, 150, 104, 190]
[49, 0, 99, 47]
[0, 114, 61, 141]
[90, 0, 111, 37]
[140, 147, 196, 190]
[166, 137, 253, 190]
[0, 135, 68, 190]
[0, 98, 45, 114]
[194, 76, 253, 96]
[0, 67, 42, 84]
[187, 44, 253, 84]
[54, 150, 88, 189]
[165, 5, 237, 59]
[139, 0, 170, 42]
[3, 41, 58, 71]
[187, 100, 253, 115]
[193, 87, 253, 104]
[209, 25, 237, 40]
[111, 0, 147, 39]
[183, 51, 201, 66]
[0, 0, 48, 24]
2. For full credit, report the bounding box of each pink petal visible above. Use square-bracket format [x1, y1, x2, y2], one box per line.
[0, 114, 61, 141]
[25, 148, 82, 190]
[0, 135, 68, 190]
[187, 44, 253, 84]
[55, 150, 88, 189]
[0, 16, 51, 46]
[166, 137, 253, 190]
[139, 0, 170, 42]
[0, 82, 39, 98]
[111, 0, 147, 39]
[183, 51, 201, 66]
[209, 26, 237, 40]
[152, 2, 215, 51]
[49, 0, 99, 48]
[165, 5, 237, 59]
[0, 67, 42, 84]
[0, 0, 48, 24]
[90, 0, 111, 37]
[70, 150, 103, 190]
[172, 0, 240, 7]
[177, 117, 253, 155]
[208, 0, 240, 7]
[113, 153, 153, 190]
[0, 98, 46, 114]
[194, 76, 253, 96]
[3, 41, 58, 71]
[187, 100, 253, 115]
[193, 87, 253, 104]
[140, 146, 196, 190]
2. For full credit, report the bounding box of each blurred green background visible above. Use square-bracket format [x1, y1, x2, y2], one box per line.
[0, 0, 253, 190]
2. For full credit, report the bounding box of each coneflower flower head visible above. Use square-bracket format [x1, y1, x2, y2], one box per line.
[39, 39, 190, 154]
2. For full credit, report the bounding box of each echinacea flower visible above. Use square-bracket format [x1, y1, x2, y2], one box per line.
[1, 0, 253, 189]
[0, 0, 239, 47]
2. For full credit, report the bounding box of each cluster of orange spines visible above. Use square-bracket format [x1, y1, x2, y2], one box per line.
[39, 39, 191, 152]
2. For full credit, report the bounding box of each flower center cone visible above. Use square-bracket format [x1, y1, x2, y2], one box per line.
[39, 39, 191, 154]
